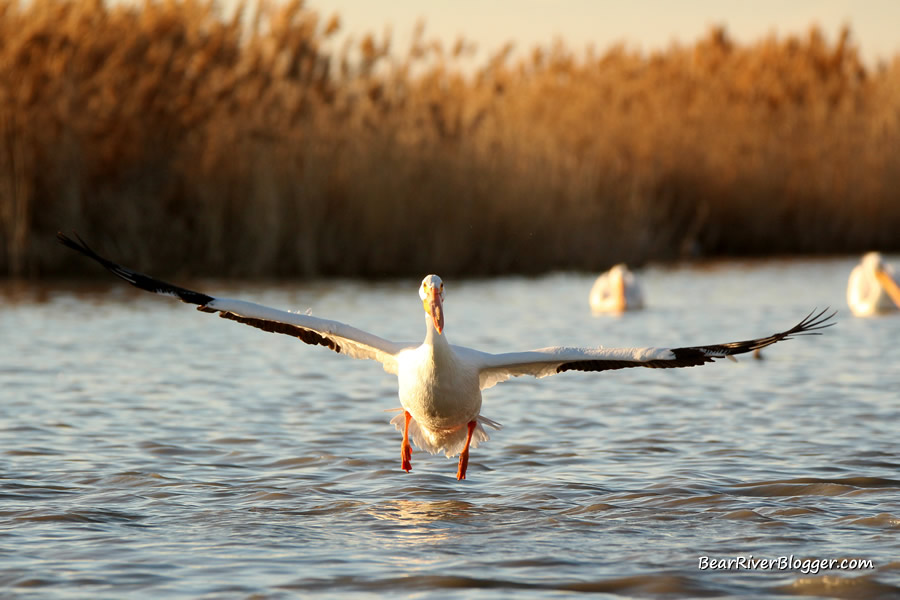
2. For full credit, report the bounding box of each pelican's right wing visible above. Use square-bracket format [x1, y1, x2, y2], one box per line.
[57, 233, 415, 374]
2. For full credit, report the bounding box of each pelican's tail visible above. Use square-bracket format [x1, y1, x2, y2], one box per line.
[389, 411, 502, 457]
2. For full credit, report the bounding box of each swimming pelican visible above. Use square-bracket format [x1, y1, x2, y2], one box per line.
[58, 233, 835, 480]
[590, 264, 644, 314]
[847, 252, 900, 317]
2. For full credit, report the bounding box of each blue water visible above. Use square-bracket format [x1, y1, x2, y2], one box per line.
[2, 258, 898, 598]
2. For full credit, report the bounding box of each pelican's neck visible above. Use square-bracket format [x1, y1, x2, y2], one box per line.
[423, 314, 450, 351]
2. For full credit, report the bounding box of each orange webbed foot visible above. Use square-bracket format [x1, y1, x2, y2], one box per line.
[401, 440, 412, 472]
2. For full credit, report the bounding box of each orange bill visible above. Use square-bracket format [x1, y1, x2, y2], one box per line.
[875, 268, 900, 309]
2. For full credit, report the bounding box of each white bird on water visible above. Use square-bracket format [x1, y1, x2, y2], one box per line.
[59, 233, 835, 480]
[590, 264, 644, 314]
[847, 252, 900, 317]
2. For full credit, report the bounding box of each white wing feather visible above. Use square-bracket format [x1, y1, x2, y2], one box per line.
[207, 298, 415, 374]
[452, 345, 675, 390]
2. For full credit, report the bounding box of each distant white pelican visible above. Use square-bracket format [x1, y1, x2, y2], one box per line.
[847, 252, 900, 317]
[58, 233, 834, 480]
[590, 264, 644, 314]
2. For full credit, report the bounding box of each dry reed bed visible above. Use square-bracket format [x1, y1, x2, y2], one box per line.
[1, 0, 898, 278]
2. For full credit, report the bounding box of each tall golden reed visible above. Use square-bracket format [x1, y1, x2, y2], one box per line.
[1, 0, 898, 278]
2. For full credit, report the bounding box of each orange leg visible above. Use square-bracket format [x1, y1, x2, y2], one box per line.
[401, 411, 413, 472]
[456, 420, 478, 480]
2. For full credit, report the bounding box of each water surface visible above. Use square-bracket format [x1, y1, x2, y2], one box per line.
[2, 258, 899, 598]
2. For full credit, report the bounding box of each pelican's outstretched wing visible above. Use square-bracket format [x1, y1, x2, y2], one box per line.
[470, 309, 835, 390]
[58, 232, 414, 373]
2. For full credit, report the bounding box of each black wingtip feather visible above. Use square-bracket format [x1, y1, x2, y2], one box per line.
[670, 307, 837, 359]
[57, 231, 215, 306]
[789, 307, 838, 336]
[57, 231, 99, 261]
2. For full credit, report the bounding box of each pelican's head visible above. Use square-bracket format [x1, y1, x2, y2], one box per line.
[609, 263, 629, 286]
[862, 251, 886, 273]
[420, 274, 445, 334]
[609, 264, 629, 278]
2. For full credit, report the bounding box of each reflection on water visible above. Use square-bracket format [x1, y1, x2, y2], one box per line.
[2, 258, 899, 598]
[369, 499, 477, 525]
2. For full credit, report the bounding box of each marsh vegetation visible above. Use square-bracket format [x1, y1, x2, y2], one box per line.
[2, 0, 898, 278]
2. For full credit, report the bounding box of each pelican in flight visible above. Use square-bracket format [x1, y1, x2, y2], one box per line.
[58, 233, 834, 480]
[847, 252, 900, 317]
[590, 264, 644, 314]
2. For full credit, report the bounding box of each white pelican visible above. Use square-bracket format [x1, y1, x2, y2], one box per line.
[590, 264, 644, 314]
[58, 233, 835, 480]
[847, 252, 900, 317]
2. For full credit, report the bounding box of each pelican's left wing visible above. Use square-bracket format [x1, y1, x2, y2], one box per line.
[57, 233, 415, 373]
[469, 309, 835, 390]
